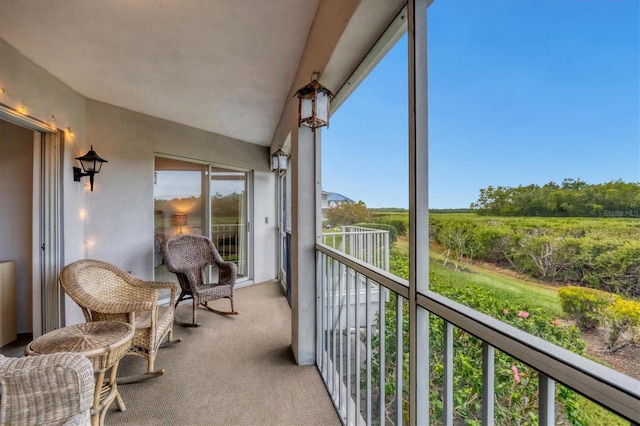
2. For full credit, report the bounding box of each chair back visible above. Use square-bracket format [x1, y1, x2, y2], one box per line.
[60, 259, 155, 322]
[161, 234, 223, 291]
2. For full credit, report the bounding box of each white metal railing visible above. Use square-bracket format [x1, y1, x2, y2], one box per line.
[316, 243, 640, 426]
[322, 226, 390, 330]
[322, 226, 390, 271]
[211, 224, 246, 276]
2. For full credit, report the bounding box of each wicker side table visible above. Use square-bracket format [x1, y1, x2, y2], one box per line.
[25, 321, 134, 426]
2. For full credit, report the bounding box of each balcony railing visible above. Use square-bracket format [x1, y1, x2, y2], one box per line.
[322, 226, 390, 272]
[211, 223, 246, 276]
[322, 227, 390, 331]
[316, 243, 640, 425]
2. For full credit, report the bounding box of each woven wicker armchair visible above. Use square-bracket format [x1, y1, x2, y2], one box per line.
[0, 352, 94, 425]
[161, 234, 238, 327]
[59, 259, 181, 383]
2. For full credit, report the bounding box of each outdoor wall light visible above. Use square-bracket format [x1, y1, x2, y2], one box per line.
[294, 71, 334, 130]
[73, 145, 108, 191]
[270, 149, 288, 174]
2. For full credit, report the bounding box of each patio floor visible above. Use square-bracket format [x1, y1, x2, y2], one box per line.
[108, 280, 340, 425]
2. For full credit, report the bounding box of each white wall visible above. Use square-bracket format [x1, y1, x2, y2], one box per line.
[0, 37, 278, 327]
[1, 37, 88, 328]
[82, 100, 277, 286]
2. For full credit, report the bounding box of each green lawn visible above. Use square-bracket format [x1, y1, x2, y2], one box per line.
[395, 236, 562, 315]
[429, 260, 562, 317]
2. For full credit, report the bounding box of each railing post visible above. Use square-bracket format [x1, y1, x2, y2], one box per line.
[539, 373, 555, 426]
[365, 277, 372, 424]
[355, 271, 362, 425]
[345, 264, 352, 425]
[482, 342, 495, 425]
[396, 295, 404, 425]
[443, 321, 454, 424]
[379, 284, 386, 426]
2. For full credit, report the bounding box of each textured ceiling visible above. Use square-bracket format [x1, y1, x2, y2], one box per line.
[0, 0, 320, 146]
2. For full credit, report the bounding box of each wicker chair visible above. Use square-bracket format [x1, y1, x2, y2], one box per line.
[161, 234, 238, 327]
[0, 352, 94, 425]
[59, 259, 181, 383]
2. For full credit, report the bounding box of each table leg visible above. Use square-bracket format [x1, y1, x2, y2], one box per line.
[92, 371, 106, 426]
[111, 359, 127, 411]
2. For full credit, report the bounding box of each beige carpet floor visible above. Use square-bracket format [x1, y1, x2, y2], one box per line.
[108, 280, 340, 426]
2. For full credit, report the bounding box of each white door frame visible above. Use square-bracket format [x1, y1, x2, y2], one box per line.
[0, 103, 63, 337]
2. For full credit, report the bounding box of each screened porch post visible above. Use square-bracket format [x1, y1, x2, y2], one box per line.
[408, 0, 430, 424]
[290, 125, 320, 365]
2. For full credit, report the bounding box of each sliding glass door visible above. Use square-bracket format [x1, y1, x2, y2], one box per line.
[210, 168, 248, 278]
[154, 157, 250, 282]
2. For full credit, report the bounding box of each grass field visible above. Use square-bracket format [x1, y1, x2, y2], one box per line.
[395, 236, 562, 314]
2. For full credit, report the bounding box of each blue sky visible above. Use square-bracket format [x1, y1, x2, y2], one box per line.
[322, 0, 639, 209]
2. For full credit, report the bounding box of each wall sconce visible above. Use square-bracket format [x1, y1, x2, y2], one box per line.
[294, 71, 334, 130]
[73, 145, 108, 191]
[174, 213, 188, 234]
[270, 149, 288, 174]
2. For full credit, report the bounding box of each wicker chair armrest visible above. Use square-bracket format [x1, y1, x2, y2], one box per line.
[129, 279, 175, 289]
[130, 279, 177, 292]
[218, 261, 238, 287]
[130, 279, 179, 304]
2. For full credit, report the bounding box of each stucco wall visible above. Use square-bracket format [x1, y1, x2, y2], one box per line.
[83, 100, 277, 287]
[0, 38, 88, 330]
[1, 37, 278, 328]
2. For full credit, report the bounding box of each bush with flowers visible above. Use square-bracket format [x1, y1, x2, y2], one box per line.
[372, 252, 587, 424]
[558, 285, 640, 351]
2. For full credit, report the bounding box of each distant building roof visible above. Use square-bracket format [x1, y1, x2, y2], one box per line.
[322, 191, 354, 203]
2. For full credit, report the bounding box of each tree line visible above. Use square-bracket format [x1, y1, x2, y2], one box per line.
[470, 178, 640, 217]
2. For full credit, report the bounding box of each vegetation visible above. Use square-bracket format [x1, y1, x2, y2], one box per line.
[374, 248, 588, 425]
[430, 214, 640, 298]
[211, 192, 243, 222]
[329, 201, 639, 297]
[557, 286, 618, 331]
[325, 200, 373, 227]
[558, 286, 640, 352]
[323, 201, 635, 423]
[470, 178, 640, 218]
[320, 193, 637, 424]
[353, 222, 398, 245]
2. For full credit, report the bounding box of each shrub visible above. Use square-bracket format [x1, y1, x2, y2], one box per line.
[558, 286, 619, 331]
[374, 216, 408, 236]
[605, 298, 640, 351]
[325, 200, 372, 226]
[429, 213, 640, 296]
[354, 222, 397, 245]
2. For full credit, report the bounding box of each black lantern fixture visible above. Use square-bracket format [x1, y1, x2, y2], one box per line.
[294, 71, 334, 130]
[270, 149, 288, 174]
[73, 145, 108, 191]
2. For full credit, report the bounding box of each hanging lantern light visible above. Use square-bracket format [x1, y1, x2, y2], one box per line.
[270, 149, 288, 174]
[294, 71, 334, 130]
